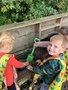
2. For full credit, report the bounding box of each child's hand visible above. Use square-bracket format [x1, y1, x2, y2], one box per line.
[13, 66, 18, 81]
[33, 42, 39, 47]
[24, 62, 29, 67]
[26, 65, 33, 71]
[3, 77, 7, 90]
[36, 59, 41, 65]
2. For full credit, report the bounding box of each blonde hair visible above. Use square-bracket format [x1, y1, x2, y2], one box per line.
[50, 34, 65, 47]
[0, 32, 15, 48]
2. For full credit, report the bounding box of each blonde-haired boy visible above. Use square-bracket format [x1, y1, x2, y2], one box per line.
[33, 34, 66, 90]
[0, 32, 29, 90]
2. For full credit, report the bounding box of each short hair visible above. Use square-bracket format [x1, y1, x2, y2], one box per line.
[58, 26, 68, 35]
[0, 32, 15, 48]
[50, 34, 65, 47]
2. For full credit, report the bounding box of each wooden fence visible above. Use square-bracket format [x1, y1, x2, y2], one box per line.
[0, 12, 68, 52]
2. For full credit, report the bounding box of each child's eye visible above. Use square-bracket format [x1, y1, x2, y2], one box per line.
[54, 45, 58, 48]
[49, 43, 52, 46]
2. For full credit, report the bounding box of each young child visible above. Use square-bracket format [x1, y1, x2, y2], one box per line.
[58, 26, 68, 87]
[34, 26, 68, 80]
[34, 26, 68, 65]
[33, 34, 66, 90]
[58, 26, 68, 63]
[0, 32, 29, 90]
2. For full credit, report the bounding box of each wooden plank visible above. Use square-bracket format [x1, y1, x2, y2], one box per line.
[61, 17, 68, 23]
[13, 32, 35, 52]
[35, 24, 39, 37]
[0, 12, 68, 32]
[41, 19, 57, 28]
[40, 28, 57, 39]
[38, 23, 42, 38]
[41, 23, 60, 31]
[17, 69, 34, 86]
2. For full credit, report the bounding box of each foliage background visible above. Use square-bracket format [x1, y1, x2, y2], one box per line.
[0, 0, 68, 25]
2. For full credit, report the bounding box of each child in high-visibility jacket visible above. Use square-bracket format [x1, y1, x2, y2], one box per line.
[34, 26, 68, 82]
[0, 32, 29, 90]
[58, 26, 68, 62]
[58, 26, 68, 83]
[33, 34, 66, 90]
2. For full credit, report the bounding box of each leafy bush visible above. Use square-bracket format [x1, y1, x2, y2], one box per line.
[0, 0, 68, 25]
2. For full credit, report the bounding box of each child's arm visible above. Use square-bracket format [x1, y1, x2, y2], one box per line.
[34, 41, 50, 48]
[13, 66, 18, 81]
[13, 67, 20, 90]
[9, 55, 29, 68]
[3, 77, 7, 90]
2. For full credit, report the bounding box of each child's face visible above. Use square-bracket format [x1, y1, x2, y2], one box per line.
[47, 40, 64, 56]
[0, 41, 14, 53]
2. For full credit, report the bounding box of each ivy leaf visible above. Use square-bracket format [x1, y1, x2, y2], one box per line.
[1, 6, 7, 12]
